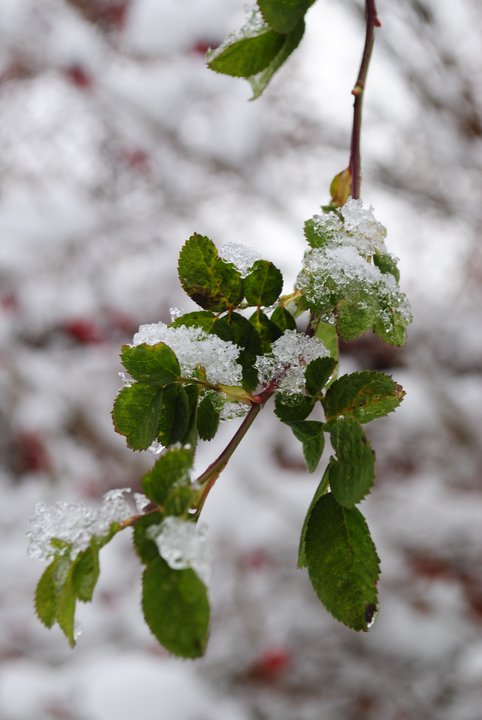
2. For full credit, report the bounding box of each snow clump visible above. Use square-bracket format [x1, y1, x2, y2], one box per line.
[148, 517, 212, 585]
[132, 322, 243, 387]
[27, 489, 132, 561]
[218, 242, 263, 277]
[254, 329, 329, 395]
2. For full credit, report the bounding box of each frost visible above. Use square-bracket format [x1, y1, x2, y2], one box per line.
[148, 440, 164, 455]
[207, 6, 268, 62]
[169, 307, 183, 321]
[297, 202, 412, 333]
[148, 517, 212, 585]
[254, 329, 329, 394]
[132, 322, 243, 386]
[219, 401, 249, 421]
[340, 199, 387, 255]
[134, 493, 150, 513]
[218, 242, 262, 278]
[27, 489, 132, 561]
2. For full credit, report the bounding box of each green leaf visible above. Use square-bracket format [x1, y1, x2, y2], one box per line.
[374, 251, 400, 282]
[208, 26, 285, 78]
[157, 384, 190, 446]
[250, 309, 282, 353]
[373, 310, 408, 347]
[56, 566, 76, 647]
[275, 392, 314, 422]
[257, 0, 315, 33]
[336, 287, 378, 340]
[121, 343, 180, 387]
[298, 464, 331, 568]
[35, 560, 60, 628]
[305, 357, 336, 395]
[328, 418, 375, 507]
[170, 311, 218, 333]
[248, 20, 305, 99]
[213, 312, 262, 391]
[290, 421, 324, 472]
[197, 393, 221, 441]
[112, 383, 163, 451]
[244, 260, 283, 306]
[270, 305, 297, 332]
[178, 234, 244, 312]
[133, 512, 164, 564]
[141, 448, 193, 506]
[324, 371, 404, 424]
[304, 213, 340, 249]
[142, 557, 210, 658]
[314, 321, 338, 361]
[304, 493, 380, 631]
[71, 545, 100, 602]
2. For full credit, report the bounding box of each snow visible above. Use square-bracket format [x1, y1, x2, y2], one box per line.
[1, 1, 482, 719]
[132, 321, 243, 386]
[255, 329, 329, 394]
[149, 517, 212, 584]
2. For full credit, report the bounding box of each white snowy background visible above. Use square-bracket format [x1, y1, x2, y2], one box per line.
[1, 1, 482, 719]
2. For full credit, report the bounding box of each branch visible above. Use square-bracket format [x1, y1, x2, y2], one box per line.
[349, 0, 381, 199]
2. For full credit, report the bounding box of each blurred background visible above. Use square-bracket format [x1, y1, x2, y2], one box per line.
[1, 1, 481, 719]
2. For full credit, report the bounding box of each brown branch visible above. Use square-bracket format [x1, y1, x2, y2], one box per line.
[349, 0, 381, 199]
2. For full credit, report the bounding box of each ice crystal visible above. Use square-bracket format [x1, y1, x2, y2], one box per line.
[134, 493, 150, 513]
[218, 242, 263, 278]
[27, 489, 132, 561]
[207, 6, 268, 62]
[148, 439, 164, 455]
[132, 322, 243, 386]
[340, 199, 387, 255]
[297, 202, 412, 334]
[148, 517, 211, 585]
[220, 401, 249, 421]
[255, 329, 329, 394]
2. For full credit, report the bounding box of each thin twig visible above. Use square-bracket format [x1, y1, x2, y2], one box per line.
[349, 0, 381, 199]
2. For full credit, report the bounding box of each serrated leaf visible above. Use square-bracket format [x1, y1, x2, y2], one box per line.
[213, 312, 262, 391]
[249, 19, 305, 99]
[244, 260, 283, 306]
[178, 234, 244, 312]
[275, 392, 315, 422]
[35, 560, 60, 628]
[170, 311, 218, 333]
[290, 421, 324, 472]
[324, 371, 404, 424]
[157, 384, 190, 446]
[197, 393, 220, 441]
[56, 566, 76, 647]
[71, 545, 100, 602]
[304, 493, 380, 631]
[298, 464, 331, 568]
[336, 287, 378, 340]
[250, 309, 282, 353]
[112, 383, 163, 451]
[133, 512, 164, 564]
[270, 305, 297, 332]
[141, 448, 193, 506]
[142, 557, 210, 658]
[373, 251, 400, 282]
[257, 0, 315, 33]
[328, 418, 375, 507]
[314, 320, 339, 361]
[305, 357, 336, 395]
[208, 27, 285, 78]
[373, 310, 408, 347]
[121, 343, 180, 387]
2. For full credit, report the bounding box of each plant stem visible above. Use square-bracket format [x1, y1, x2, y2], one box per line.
[192, 399, 269, 517]
[349, 0, 380, 200]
